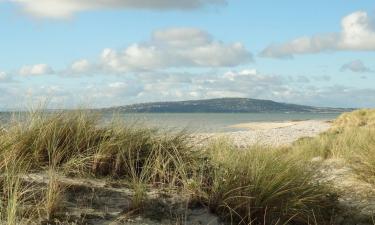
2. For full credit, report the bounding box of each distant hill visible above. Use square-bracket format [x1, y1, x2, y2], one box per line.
[103, 98, 353, 113]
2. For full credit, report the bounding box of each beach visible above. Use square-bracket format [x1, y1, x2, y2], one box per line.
[195, 120, 332, 147]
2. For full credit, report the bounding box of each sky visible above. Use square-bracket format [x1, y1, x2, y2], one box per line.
[0, 0, 374, 109]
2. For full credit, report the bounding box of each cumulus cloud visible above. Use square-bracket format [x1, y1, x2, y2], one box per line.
[341, 60, 373, 73]
[100, 28, 252, 72]
[9, 28, 250, 77]
[71, 59, 91, 73]
[19, 64, 54, 76]
[9, 0, 226, 19]
[261, 11, 375, 58]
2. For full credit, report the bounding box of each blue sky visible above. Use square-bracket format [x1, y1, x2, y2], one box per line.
[0, 0, 374, 109]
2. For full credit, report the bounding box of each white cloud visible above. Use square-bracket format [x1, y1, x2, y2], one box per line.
[19, 64, 54, 76]
[261, 11, 375, 58]
[9, 28, 250, 77]
[339, 11, 375, 50]
[152, 28, 212, 47]
[223, 69, 257, 81]
[260, 35, 338, 59]
[341, 60, 373, 73]
[100, 28, 252, 72]
[70, 59, 92, 73]
[9, 0, 226, 19]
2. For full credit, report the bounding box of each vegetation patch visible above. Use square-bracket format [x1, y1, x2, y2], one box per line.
[292, 109, 375, 184]
[1, 109, 374, 224]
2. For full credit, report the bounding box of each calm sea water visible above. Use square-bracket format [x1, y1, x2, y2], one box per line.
[114, 113, 341, 132]
[0, 112, 341, 132]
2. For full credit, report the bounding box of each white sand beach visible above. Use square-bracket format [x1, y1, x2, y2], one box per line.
[195, 120, 332, 147]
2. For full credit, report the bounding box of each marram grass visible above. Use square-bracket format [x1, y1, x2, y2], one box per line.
[333, 109, 375, 129]
[291, 109, 375, 184]
[198, 141, 336, 225]
[1, 109, 374, 224]
[0, 110, 198, 186]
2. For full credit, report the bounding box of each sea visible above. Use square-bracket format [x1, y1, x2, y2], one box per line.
[0, 112, 341, 133]
[110, 112, 340, 132]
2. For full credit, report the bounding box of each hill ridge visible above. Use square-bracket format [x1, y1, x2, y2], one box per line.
[103, 98, 353, 113]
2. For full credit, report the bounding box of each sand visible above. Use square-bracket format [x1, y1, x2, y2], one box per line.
[229, 121, 305, 130]
[195, 120, 331, 147]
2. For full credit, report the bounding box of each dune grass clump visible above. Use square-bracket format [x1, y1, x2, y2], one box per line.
[333, 109, 375, 129]
[330, 109, 375, 183]
[289, 109, 375, 184]
[0, 110, 339, 224]
[0, 110, 199, 187]
[0, 110, 202, 223]
[196, 141, 336, 225]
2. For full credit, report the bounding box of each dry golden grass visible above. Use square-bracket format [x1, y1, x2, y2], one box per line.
[291, 109, 375, 184]
[2, 109, 375, 224]
[0, 110, 203, 223]
[0, 110, 198, 185]
[196, 141, 336, 225]
[333, 109, 375, 129]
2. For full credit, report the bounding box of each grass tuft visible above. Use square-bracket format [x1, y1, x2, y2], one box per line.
[196, 140, 336, 225]
[291, 109, 375, 184]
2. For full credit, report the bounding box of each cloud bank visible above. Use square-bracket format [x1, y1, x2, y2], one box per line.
[100, 28, 252, 72]
[261, 11, 375, 58]
[9, 0, 226, 18]
[9, 28, 251, 76]
[2, 68, 374, 109]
